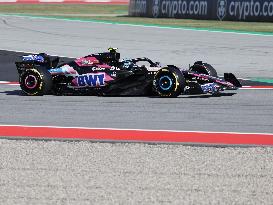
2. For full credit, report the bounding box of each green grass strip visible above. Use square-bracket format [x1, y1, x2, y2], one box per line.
[251, 78, 273, 84]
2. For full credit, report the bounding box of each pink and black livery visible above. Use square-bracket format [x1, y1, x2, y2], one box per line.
[15, 48, 241, 97]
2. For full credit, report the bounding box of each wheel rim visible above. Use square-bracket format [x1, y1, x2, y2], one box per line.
[159, 75, 173, 91]
[24, 75, 38, 89]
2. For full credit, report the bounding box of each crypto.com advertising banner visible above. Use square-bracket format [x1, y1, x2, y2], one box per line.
[216, 0, 273, 21]
[129, 0, 211, 19]
[129, 0, 273, 22]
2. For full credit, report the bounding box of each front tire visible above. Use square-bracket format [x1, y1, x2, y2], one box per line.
[19, 67, 52, 96]
[153, 67, 185, 97]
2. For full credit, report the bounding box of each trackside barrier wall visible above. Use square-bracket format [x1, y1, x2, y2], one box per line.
[129, 0, 273, 22]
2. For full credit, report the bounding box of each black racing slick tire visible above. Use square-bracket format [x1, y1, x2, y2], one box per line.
[190, 63, 218, 77]
[19, 67, 53, 96]
[153, 67, 185, 97]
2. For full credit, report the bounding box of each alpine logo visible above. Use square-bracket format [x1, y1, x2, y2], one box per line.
[152, 0, 161, 18]
[77, 73, 105, 87]
[217, 0, 227, 20]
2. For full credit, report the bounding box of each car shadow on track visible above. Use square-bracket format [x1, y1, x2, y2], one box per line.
[1, 90, 23, 96]
[145, 93, 237, 98]
[182, 93, 237, 98]
[1, 89, 237, 98]
[149, 93, 236, 98]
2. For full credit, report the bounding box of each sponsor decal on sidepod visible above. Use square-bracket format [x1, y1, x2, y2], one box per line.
[77, 73, 106, 87]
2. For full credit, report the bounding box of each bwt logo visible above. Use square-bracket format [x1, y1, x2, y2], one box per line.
[217, 0, 227, 20]
[77, 73, 105, 87]
[153, 0, 161, 17]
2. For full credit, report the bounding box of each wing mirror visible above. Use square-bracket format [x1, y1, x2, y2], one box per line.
[155, 62, 161, 67]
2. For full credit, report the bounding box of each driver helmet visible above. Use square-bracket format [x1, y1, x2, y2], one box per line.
[108, 47, 120, 62]
[108, 47, 118, 53]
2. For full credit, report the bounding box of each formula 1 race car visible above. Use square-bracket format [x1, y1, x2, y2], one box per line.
[15, 48, 242, 97]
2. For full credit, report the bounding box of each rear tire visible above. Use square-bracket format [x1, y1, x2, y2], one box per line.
[153, 67, 185, 97]
[19, 67, 52, 96]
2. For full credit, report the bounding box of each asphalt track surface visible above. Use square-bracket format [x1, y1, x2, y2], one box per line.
[1, 83, 273, 134]
[1, 15, 273, 204]
[1, 15, 273, 78]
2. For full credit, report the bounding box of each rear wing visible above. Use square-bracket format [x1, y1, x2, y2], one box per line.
[15, 54, 60, 73]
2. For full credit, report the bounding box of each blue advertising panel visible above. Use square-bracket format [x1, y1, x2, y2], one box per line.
[129, 0, 273, 22]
